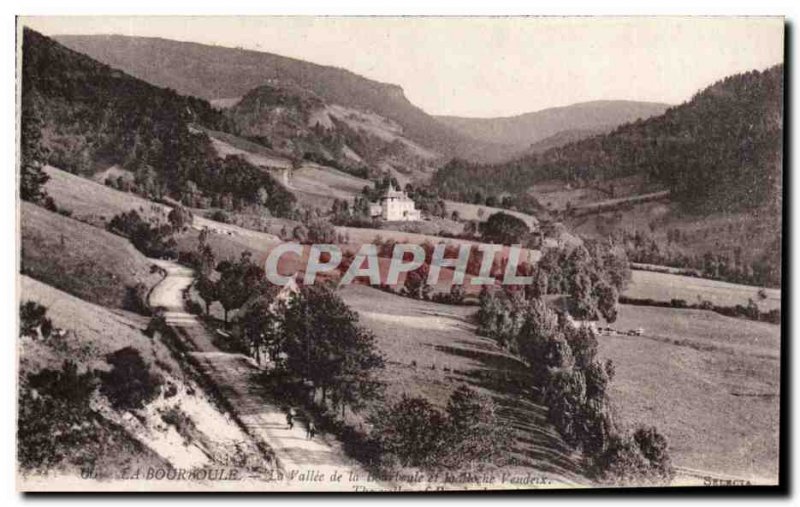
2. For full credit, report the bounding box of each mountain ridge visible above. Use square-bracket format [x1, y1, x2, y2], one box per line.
[52, 34, 667, 164]
[52, 34, 487, 160]
[433, 65, 783, 216]
[436, 100, 671, 150]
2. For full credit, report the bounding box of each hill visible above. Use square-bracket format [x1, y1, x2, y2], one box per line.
[338, 284, 588, 485]
[20, 28, 294, 218]
[52, 34, 498, 161]
[18, 276, 271, 483]
[432, 66, 783, 287]
[437, 100, 669, 156]
[224, 80, 441, 182]
[434, 66, 783, 216]
[599, 302, 779, 482]
[20, 201, 162, 310]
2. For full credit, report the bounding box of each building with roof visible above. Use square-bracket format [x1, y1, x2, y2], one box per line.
[369, 184, 421, 221]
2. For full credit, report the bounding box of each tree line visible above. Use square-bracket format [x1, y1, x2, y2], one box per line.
[475, 286, 672, 485]
[433, 65, 783, 219]
[21, 28, 295, 218]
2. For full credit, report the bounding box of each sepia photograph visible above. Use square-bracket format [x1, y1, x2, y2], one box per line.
[13, 14, 785, 493]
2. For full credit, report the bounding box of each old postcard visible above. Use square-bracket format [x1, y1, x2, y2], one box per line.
[15, 16, 784, 492]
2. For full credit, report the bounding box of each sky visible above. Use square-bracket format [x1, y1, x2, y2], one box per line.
[21, 16, 784, 118]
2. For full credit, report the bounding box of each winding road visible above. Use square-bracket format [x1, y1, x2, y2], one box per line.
[148, 260, 391, 492]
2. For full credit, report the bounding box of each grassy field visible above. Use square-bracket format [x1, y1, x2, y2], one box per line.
[43, 165, 170, 227]
[203, 128, 293, 169]
[339, 284, 588, 485]
[20, 202, 162, 310]
[44, 165, 280, 247]
[531, 175, 651, 212]
[444, 200, 538, 228]
[625, 269, 781, 311]
[597, 304, 780, 483]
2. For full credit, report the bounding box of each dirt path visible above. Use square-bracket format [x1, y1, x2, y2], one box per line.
[148, 260, 392, 491]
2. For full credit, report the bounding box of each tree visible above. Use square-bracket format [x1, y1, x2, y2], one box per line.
[329, 326, 386, 418]
[403, 263, 431, 300]
[594, 281, 619, 323]
[195, 275, 218, 316]
[215, 252, 265, 326]
[369, 395, 448, 467]
[195, 233, 217, 277]
[570, 271, 597, 320]
[239, 295, 283, 365]
[168, 205, 193, 231]
[564, 325, 599, 370]
[463, 220, 478, 237]
[515, 298, 562, 371]
[601, 245, 632, 292]
[479, 212, 529, 245]
[292, 224, 309, 243]
[257, 186, 270, 207]
[595, 428, 674, 485]
[306, 219, 337, 243]
[545, 369, 587, 447]
[19, 98, 50, 203]
[445, 385, 511, 465]
[281, 285, 384, 412]
[746, 298, 760, 320]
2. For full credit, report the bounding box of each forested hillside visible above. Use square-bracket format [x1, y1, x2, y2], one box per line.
[437, 100, 669, 153]
[433, 65, 784, 217]
[54, 34, 498, 161]
[226, 80, 442, 182]
[21, 28, 295, 217]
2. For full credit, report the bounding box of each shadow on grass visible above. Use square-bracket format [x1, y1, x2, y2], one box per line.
[433, 341, 589, 484]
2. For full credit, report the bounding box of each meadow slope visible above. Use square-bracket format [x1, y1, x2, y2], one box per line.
[598, 304, 780, 483]
[20, 201, 162, 309]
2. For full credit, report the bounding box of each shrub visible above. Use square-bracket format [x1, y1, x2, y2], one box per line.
[100, 347, 162, 410]
[292, 224, 309, 243]
[444, 386, 512, 466]
[431, 284, 467, 305]
[107, 210, 177, 259]
[369, 395, 449, 468]
[669, 298, 688, 308]
[124, 283, 151, 315]
[402, 263, 432, 300]
[479, 212, 529, 245]
[144, 309, 168, 338]
[306, 219, 337, 244]
[18, 361, 97, 472]
[20, 301, 52, 340]
[160, 406, 198, 444]
[369, 387, 511, 470]
[209, 209, 231, 223]
[594, 427, 674, 485]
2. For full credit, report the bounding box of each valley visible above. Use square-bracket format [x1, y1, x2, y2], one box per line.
[16, 23, 783, 491]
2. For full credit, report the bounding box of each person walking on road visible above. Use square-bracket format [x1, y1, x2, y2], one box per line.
[286, 409, 294, 430]
[306, 421, 316, 440]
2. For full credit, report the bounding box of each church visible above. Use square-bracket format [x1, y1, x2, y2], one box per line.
[369, 184, 421, 221]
